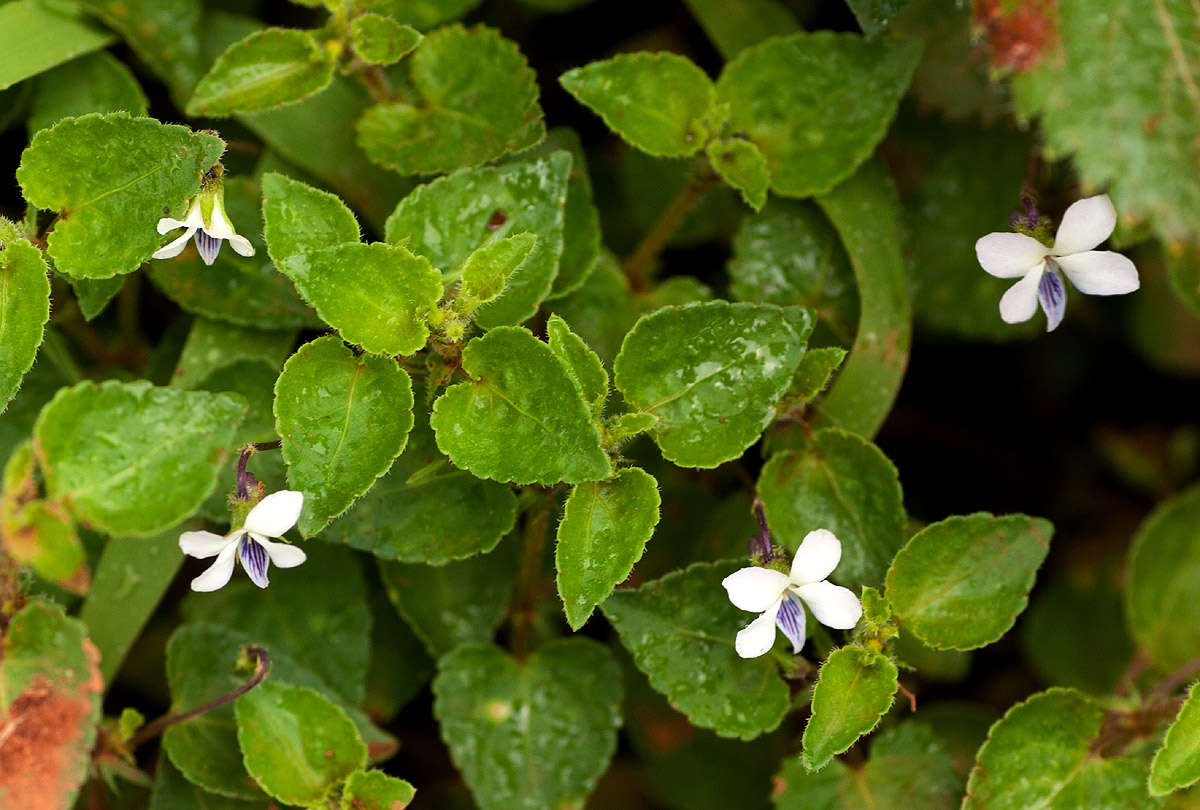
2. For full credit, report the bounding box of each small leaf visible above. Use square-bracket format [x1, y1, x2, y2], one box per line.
[275, 336, 414, 536]
[350, 14, 422, 65]
[29, 50, 148, 134]
[2, 499, 87, 591]
[17, 113, 223, 279]
[236, 681, 366, 806]
[33, 380, 244, 536]
[70, 276, 123, 322]
[260, 171, 360, 267]
[355, 0, 483, 29]
[546, 314, 608, 417]
[602, 561, 790, 740]
[706, 138, 769, 210]
[845, 0, 912, 36]
[188, 28, 335, 116]
[357, 24, 543, 174]
[455, 232, 538, 315]
[556, 467, 661, 630]
[1151, 682, 1200, 796]
[613, 301, 812, 468]
[886, 513, 1053, 650]
[342, 770, 416, 809]
[560, 51, 716, 157]
[0, 240, 50, 413]
[801, 645, 898, 770]
[788, 346, 846, 402]
[433, 640, 622, 810]
[430, 327, 610, 484]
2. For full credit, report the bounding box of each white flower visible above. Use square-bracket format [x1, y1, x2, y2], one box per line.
[721, 529, 863, 659]
[975, 194, 1139, 332]
[179, 490, 306, 592]
[153, 184, 255, 266]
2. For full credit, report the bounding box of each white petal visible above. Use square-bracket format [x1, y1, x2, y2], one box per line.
[1055, 251, 1139, 296]
[999, 267, 1044, 324]
[256, 536, 307, 569]
[975, 232, 1049, 278]
[1052, 194, 1116, 256]
[179, 530, 234, 559]
[227, 233, 255, 257]
[734, 601, 781, 659]
[152, 229, 195, 260]
[242, 490, 304, 538]
[205, 201, 237, 239]
[793, 581, 862, 629]
[790, 529, 842, 586]
[189, 542, 239, 592]
[722, 567, 790, 612]
[157, 217, 187, 235]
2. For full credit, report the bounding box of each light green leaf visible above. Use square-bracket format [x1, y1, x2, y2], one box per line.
[886, 513, 1053, 650]
[430, 327, 610, 485]
[17, 113, 223, 279]
[350, 15, 422, 65]
[546, 314, 608, 417]
[356, 0, 483, 29]
[788, 346, 846, 402]
[432, 640, 622, 810]
[715, 32, 920, 197]
[275, 336, 414, 536]
[1126, 485, 1200, 671]
[1152, 682, 1200, 796]
[357, 24, 543, 175]
[602, 561, 790, 740]
[379, 538, 519, 657]
[342, 770, 417, 809]
[188, 28, 334, 116]
[707, 138, 769, 211]
[260, 171, 360, 267]
[33, 380, 244, 536]
[29, 51, 148, 134]
[557, 467, 661, 630]
[0, 240, 50, 414]
[560, 52, 715, 158]
[801, 645, 898, 770]
[455, 233, 538, 316]
[385, 152, 570, 328]
[680, 0, 799, 61]
[614, 301, 811, 468]
[0, 1, 114, 92]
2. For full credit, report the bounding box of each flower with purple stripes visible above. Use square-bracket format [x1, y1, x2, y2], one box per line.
[153, 180, 255, 266]
[179, 490, 306, 592]
[721, 529, 863, 659]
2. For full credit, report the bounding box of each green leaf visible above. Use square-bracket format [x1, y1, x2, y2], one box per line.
[281, 242, 442, 355]
[357, 24, 543, 175]
[76, 0, 204, 97]
[1167, 244, 1200, 316]
[236, 681, 366, 806]
[530, 128, 602, 299]
[556, 467, 661, 630]
[813, 159, 911, 438]
[322, 410, 517, 564]
[846, 0, 912, 37]
[379, 538, 519, 658]
[788, 346, 846, 402]
[356, 0, 483, 28]
[886, 513, 1053, 650]
[614, 301, 811, 468]
[3, 499, 86, 589]
[430, 327, 610, 484]
[560, 52, 716, 158]
[350, 14, 422, 65]
[715, 32, 921, 198]
[680, 0, 799, 61]
[455, 233, 538, 316]
[546, 253, 636, 363]
[33, 380, 244, 536]
[776, 721, 960, 809]
[385, 152, 571, 328]
[70, 276, 124, 322]
[432, 640, 622, 810]
[1013, 0, 1200, 244]
[602, 561, 790, 739]
[0, 240, 50, 414]
[260, 171, 360, 267]
[758, 428, 905, 590]
[801, 645, 898, 770]
[275, 336, 414, 537]
[0, 601, 102, 810]
[1152, 682, 1200, 796]
[546, 314, 608, 417]
[0, 1, 114, 92]
[17, 113, 223, 279]
[1126, 484, 1200, 671]
[188, 28, 334, 116]
[150, 756, 270, 810]
[342, 770, 417, 809]
[707, 138, 769, 211]
[0, 352, 71, 468]
[172, 317, 296, 391]
[29, 51, 148, 135]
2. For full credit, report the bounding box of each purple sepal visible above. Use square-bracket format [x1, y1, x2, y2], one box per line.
[238, 535, 270, 588]
[1037, 267, 1066, 332]
[195, 230, 221, 266]
[775, 593, 807, 653]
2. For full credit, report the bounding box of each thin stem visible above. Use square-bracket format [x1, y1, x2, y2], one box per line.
[511, 492, 552, 661]
[621, 168, 718, 293]
[1115, 649, 1150, 698]
[127, 647, 269, 750]
[1149, 653, 1200, 703]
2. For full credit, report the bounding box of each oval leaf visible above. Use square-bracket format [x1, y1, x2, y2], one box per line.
[350, 14, 422, 65]
[188, 28, 335, 116]
[801, 645, 898, 770]
[1151, 681, 1200, 796]
[0, 240, 50, 412]
[261, 172, 360, 267]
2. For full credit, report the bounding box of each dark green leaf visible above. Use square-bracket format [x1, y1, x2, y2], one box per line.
[188, 28, 334, 116]
[70, 276, 124, 322]
[707, 138, 769, 211]
[846, 0, 912, 37]
[29, 51, 147, 134]
[350, 15, 422, 65]
[355, 0, 483, 29]
[0, 1, 113, 91]
[680, 0, 799, 61]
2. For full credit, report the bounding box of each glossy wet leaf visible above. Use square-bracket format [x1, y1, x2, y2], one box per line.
[614, 301, 811, 468]
[886, 513, 1053, 650]
[546, 314, 608, 417]
[0, 240, 50, 413]
[602, 561, 790, 740]
[430, 327, 610, 484]
[17, 113, 223, 279]
[189, 28, 334, 116]
[342, 770, 417, 809]
[715, 32, 921, 197]
[357, 24, 543, 175]
[433, 639, 621, 810]
[707, 138, 769, 211]
[530, 128, 602, 299]
[350, 15, 422, 65]
[385, 152, 570, 328]
[33, 380, 244, 536]
[260, 172, 360, 267]
[557, 467, 661, 630]
[0, 1, 114, 92]
[28, 51, 147, 134]
[275, 336, 413, 537]
[1151, 682, 1200, 796]
[801, 645, 898, 770]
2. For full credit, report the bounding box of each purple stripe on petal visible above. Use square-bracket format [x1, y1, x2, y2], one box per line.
[239, 536, 270, 588]
[195, 230, 222, 266]
[1038, 265, 1067, 332]
[775, 593, 807, 654]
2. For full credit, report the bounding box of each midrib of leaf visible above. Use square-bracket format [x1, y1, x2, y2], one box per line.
[201, 59, 324, 110]
[68, 163, 170, 214]
[324, 362, 363, 478]
[1152, 0, 1200, 115]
